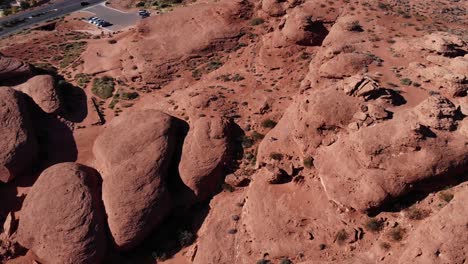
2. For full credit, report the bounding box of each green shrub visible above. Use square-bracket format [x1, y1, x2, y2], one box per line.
[347, 21, 363, 32]
[303, 157, 313, 169]
[406, 208, 430, 220]
[389, 227, 405, 241]
[251, 131, 265, 141]
[365, 218, 384, 232]
[280, 258, 293, 264]
[120, 92, 139, 100]
[439, 191, 454, 203]
[400, 78, 412, 86]
[261, 119, 277, 128]
[75, 73, 91, 87]
[92, 76, 115, 99]
[335, 229, 348, 244]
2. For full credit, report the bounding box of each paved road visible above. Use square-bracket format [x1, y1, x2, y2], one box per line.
[83, 4, 140, 31]
[0, 0, 106, 37]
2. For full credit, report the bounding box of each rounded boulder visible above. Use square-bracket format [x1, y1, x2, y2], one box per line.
[17, 163, 107, 264]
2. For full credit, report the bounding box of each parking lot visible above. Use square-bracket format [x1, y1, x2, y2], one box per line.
[83, 3, 140, 31]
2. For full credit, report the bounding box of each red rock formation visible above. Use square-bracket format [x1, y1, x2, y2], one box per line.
[17, 163, 107, 264]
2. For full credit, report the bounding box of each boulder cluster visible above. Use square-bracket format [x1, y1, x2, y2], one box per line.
[0, 54, 235, 262]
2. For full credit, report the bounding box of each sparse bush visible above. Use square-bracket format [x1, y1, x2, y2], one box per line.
[319, 243, 326, 250]
[365, 218, 384, 232]
[439, 191, 454, 203]
[303, 157, 313, 169]
[92, 76, 115, 99]
[380, 242, 391, 250]
[120, 92, 139, 100]
[335, 229, 348, 244]
[256, 259, 271, 264]
[75, 73, 91, 87]
[108, 39, 117, 44]
[400, 78, 412, 86]
[280, 258, 293, 264]
[347, 21, 363, 32]
[250, 17, 265, 26]
[389, 227, 405, 241]
[251, 131, 265, 141]
[406, 208, 430, 220]
[261, 119, 277, 128]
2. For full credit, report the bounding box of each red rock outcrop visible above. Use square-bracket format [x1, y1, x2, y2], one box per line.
[315, 95, 467, 212]
[93, 109, 179, 250]
[280, 9, 327, 46]
[179, 116, 232, 201]
[256, 87, 361, 170]
[0, 54, 32, 84]
[0, 87, 38, 183]
[14, 75, 62, 114]
[399, 188, 468, 264]
[17, 163, 107, 264]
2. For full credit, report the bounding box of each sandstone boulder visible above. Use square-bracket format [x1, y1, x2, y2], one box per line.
[315, 97, 468, 212]
[0, 87, 38, 183]
[319, 53, 373, 79]
[261, 0, 286, 17]
[179, 116, 231, 201]
[413, 94, 459, 131]
[17, 163, 107, 264]
[93, 109, 179, 250]
[0, 55, 32, 84]
[281, 10, 327, 46]
[423, 32, 466, 57]
[14, 75, 61, 114]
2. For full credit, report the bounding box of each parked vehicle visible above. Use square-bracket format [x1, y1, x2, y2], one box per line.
[138, 10, 150, 18]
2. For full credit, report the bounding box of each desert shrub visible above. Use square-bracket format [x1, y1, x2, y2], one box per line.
[261, 119, 277, 128]
[380, 242, 391, 250]
[269, 152, 283, 161]
[280, 258, 293, 264]
[250, 17, 265, 26]
[406, 208, 430, 220]
[251, 131, 265, 141]
[303, 157, 313, 169]
[108, 39, 117, 44]
[75, 73, 91, 87]
[389, 227, 405, 241]
[400, 78, 412, 86]
[347, 21, 363, 32]
[232, 73, 245, 82]
[59, 41, 87, 68]
[365, 218, 384, 232]
[120, 92, 139, 100]
[206, 60, 223, 72]
[256, 259, 271, 264]
[92, 76, 115, 99]
[335, 229, 348, 244]
[319, 243, 326, 250]
[439, 191, 454, 203]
